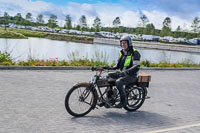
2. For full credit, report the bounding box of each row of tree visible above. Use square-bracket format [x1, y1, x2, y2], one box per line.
[0, 12, 45, 28]
[0, 12, 200, 39]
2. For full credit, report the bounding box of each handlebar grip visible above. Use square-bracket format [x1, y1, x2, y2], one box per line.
[91, 67, 105, 71]
[102, 66, 108, 69]
[103, 66, 114, 70]
[91, 67, 96, 71]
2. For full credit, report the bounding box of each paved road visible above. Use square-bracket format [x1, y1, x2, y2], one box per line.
[0, 70, 200, 133]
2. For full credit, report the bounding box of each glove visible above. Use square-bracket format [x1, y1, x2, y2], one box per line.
[119, 71, 129, 77]
[119, 72, 125, 77]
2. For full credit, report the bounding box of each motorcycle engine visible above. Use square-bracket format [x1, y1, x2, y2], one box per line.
[105, 87, 117, 106]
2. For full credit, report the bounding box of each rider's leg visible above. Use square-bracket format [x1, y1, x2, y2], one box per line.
[115, 75, 137, 108]
[115, 78, 126, 108]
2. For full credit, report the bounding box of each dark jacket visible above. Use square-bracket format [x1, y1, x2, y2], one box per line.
[113, 47, 141, 76]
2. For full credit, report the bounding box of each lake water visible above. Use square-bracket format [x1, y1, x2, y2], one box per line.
[0, 37, 200, 64]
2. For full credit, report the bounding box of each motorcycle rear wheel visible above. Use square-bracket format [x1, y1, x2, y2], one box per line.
[124, 87, 145, 111]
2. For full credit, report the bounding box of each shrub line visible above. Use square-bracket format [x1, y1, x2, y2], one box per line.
[0, 66, 200, 70]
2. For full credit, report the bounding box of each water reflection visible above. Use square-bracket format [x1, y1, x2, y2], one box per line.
[0, 37, 199, 64]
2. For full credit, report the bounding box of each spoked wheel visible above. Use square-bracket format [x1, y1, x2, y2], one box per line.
[124, 87, 145, 111]
[65, 83, 97, 117]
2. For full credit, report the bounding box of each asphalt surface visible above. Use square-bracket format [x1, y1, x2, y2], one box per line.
[0, 70, 200, 133]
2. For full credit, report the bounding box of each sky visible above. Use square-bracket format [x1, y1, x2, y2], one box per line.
[0, 0, 200, 30]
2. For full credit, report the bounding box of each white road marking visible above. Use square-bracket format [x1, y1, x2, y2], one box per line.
[143, 123, 200, 133]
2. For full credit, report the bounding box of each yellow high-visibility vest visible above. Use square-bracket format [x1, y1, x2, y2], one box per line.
[120, 48, 136, 67]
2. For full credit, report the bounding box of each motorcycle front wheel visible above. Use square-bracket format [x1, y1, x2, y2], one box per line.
[65, 82, 97, 117]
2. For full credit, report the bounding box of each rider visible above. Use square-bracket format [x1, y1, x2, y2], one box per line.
[111, 35, 141, 108]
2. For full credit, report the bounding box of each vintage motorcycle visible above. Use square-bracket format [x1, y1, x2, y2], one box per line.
[65, 67, 151, 117]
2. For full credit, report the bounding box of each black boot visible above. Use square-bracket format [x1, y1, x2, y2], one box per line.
[115, 93, 127, 108]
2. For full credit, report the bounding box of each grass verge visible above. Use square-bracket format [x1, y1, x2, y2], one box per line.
[0, 27, 94, 43]
[0, 28, 27, 39]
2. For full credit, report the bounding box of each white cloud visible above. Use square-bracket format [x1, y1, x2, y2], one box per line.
[94, 2, 128, 27]
[143, 10, 192, 30]
[142, 10, 167, 29]
[0, 0, 195, 30]
[0, 0, 52, 17]
[170, 16, 192, 31]
[61, 2, 97, 26]
[121, 11, 140, 27]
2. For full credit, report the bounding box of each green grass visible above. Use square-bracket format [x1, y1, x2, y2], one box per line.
[0, 28, 27, 39]
[16, 59, 107, 67]
[140, 60, 200, 68]
[46, 34, 94, 43]
[0, 27, 94, 43]
[7, 28, 48, 38]
[1, 59, 200, 68]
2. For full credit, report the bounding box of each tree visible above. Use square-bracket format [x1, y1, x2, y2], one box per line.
[65, 15, 72, 29]
[14, 13, 23, 25]
[79, 15, 87, 28]
[135, 27, 145, 34]
[139, 14, 149, 27]
[89, 27, 95, 32]
[144, 23, 155, 35]
[93, 17, 101, 32]
[4, 12, 9, 17]
[160, 26, 172, 37]
[36, 14, 44, 24]
[75, 25, 81, 31]
[160, 17, 172, 36]
[113, 17, 121, 27]
[16, 13, 22, 18]
[26, 12, 32, 21]
[24, 13, 33, 27]
[0, 12, 10, 30]
[118, 26, 125, 33]
[191, 17, 200, 33]
[176, 26, 181, 32]
[47, 14, 57, 28]
[163, 17, 171, 29]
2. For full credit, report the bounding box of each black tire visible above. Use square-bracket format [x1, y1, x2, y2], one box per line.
[65, 82, 97, 117]
[124, 87, 145, 111]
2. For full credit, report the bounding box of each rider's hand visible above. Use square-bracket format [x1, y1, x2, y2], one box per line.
[119, 71, 129, 77]
[119, 72, 125, 77]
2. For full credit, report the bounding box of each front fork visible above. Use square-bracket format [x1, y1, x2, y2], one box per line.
[87, 83, 98, 109]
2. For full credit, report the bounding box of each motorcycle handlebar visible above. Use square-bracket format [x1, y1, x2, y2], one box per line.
[91, 67, 111, 71]
[91, 67, 102, 71]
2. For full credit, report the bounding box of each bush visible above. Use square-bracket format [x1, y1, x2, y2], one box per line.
[141, 60, 150, 67]
[1, 61, 13, 66]
[0, 51, 12, 63]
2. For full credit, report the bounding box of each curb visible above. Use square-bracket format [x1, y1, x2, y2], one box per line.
[0, 66, 200, 70]
[140, 67, 200, 70]
[0, 66, 91, 70]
